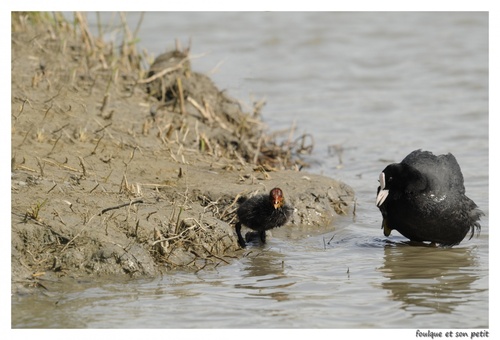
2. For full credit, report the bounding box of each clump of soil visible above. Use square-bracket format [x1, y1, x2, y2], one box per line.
[11, 12, 355, 294]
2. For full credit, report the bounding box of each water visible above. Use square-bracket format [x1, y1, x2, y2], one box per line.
[12, 12, 489, 330]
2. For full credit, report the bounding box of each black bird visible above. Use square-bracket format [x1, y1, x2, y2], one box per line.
[235, 187, 294, 248]
[376, 150, 483, 246]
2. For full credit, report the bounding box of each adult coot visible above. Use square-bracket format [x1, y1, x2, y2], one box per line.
[235, 187, 294, 248]
[376, 150, 483, 246]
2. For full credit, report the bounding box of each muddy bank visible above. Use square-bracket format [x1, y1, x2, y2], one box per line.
[11, 13, 355, 293]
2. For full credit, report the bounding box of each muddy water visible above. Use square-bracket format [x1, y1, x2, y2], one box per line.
[12, 12, 489, 329]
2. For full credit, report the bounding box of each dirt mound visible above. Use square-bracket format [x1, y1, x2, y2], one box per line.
[11, 12, 355, 293]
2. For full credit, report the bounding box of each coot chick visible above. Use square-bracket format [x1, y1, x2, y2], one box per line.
[376, 150, 483, 246]
[235, 187, 294, 248]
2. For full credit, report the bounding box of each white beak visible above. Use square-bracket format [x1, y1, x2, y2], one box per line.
[376, 172, 389, 207]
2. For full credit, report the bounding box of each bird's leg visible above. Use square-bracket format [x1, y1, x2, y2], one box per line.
[259, 230, 266, 243]
[235, 222, 246, 248]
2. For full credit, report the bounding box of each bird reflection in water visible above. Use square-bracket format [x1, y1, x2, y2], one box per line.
[234, 249, 294, 302]
[378, 244, 483, 315]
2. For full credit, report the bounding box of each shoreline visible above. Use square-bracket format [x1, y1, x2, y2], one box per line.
[11, 12, 354, 293]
